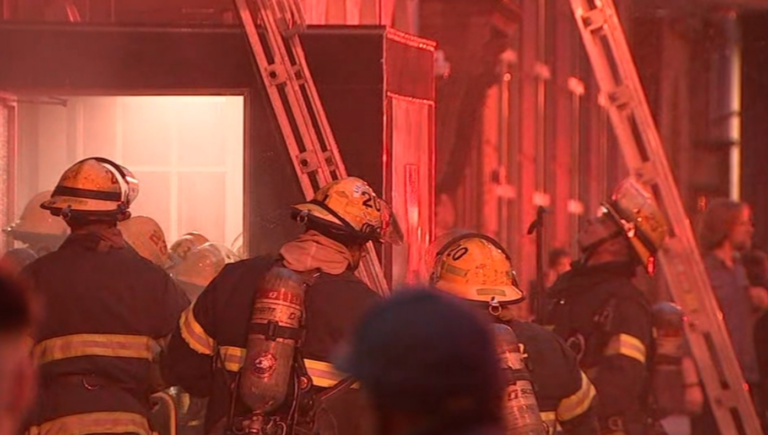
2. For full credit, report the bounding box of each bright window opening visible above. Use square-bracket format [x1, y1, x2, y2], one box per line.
[15, 95, 245, 250]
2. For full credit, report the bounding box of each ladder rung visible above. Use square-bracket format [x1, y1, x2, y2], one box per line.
[323, 151, 337, 171]
[297, 151, 320, 173]
[582, 9, 607, 32]
[605, 86, 633, 111]
[265, 65, 288, 85]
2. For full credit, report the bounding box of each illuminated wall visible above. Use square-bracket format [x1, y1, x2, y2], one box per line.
[15, 96, 244, 248]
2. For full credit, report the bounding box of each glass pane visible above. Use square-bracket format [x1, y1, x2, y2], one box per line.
[129, 170, 172, 242]
[174, 97, 232, 168]
[120, 97, 173, 167]
[177, 171, 227, 245]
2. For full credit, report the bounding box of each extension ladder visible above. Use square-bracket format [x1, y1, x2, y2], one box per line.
[233, 0, 390, 296]
[570, 0, 762, 433]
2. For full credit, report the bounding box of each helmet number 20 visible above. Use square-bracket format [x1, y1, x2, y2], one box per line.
[361, 192, 382, 212]
[445, 244, 469, 261]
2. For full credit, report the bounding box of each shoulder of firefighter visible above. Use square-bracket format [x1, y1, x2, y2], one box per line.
[550, 274, 653, 435]
[20, 230, 189, 435]
[508, 320, 599, 435]
[166, 254, 381, 434]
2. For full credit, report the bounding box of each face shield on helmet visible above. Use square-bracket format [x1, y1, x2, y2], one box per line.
[601, 178, 669, 272]
[230, 232, 246, 258]
[118, 216, 172, 268]
[41, 157, 139, 221]
[291, 177, 404, 245]
[430, 233, 525, 312]
[170, 232, 210, 263]
[168, 242, 236, 301]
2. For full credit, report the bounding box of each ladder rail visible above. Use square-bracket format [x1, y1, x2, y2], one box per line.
[254, 0, 335, 184]
[570, 0, 762, 433]
[235, 0, 391, 296]
[235, 0, 314, 197]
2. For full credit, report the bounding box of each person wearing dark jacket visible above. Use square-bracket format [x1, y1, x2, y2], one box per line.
[545, 179, 668, 435]
[21, 157, 190, 435]
[166, 177, 403, 435]
[336, 289, 507, 435]
[429, 233, 598, 435]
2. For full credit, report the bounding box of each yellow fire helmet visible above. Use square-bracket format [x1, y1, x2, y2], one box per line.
[41, 157, 139, 221]
[424, 228, 475, 274]
[169, 242, 236, 300]
[4, 191, 69, 239]
[602, 178, 669, 270]
[291, 177, 404, 245]
[170, 232, 210, 262]
[118, 216, 172, 268]
[430, 233, 525, 310]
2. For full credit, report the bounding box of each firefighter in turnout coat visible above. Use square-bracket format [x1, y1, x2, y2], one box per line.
[166, 177, 403, 435]
[429, 233, 599, 435]
[21, 157, 190, 435]
[545, 179, 669, 435]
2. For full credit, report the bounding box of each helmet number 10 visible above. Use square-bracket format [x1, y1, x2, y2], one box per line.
[445, 244, 469, 261]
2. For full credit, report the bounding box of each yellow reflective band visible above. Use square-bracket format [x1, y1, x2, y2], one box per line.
[219, 346, 246, 372]
[304, 359, 357, 388]
[557, 370, 597, 422]
[26, 411, 151, 435]
[179, 304, 215, 356]
[33, 334, 159, 365]
[604, 333, 647, 364]
[540, 411, 557, 435]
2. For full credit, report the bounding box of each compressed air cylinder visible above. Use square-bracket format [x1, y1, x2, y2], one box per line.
[239, 267, 306, 413]
[651, 302, 686, 416]
[493, 324, 546, 435]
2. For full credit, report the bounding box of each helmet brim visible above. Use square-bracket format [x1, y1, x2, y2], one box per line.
[41, 196, 123, 215]
[433, 280, 526, 305]
[291, 203, 404, 245]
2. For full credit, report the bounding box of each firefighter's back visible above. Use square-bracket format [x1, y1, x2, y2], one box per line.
[507, 319, 597, 434]
[169, 255, 379, 435]
[24, 232, 188, 434]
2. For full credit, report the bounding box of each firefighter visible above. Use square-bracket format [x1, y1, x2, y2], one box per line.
[544, 178, 668, 435]
[119, 215, 174, 269]
[170, 232, 210, 264]
[1, 191, 70, 275]
[430, 233, 599, 435]
[336, 289, 506, 435]
[166, 176, 403, 435]
[4, 190, 69, 256]
[20, 157, 190, 435]
[165, 243, 239, 435]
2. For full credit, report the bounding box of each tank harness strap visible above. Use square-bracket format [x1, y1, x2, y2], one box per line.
[248, 321, 305, 342]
